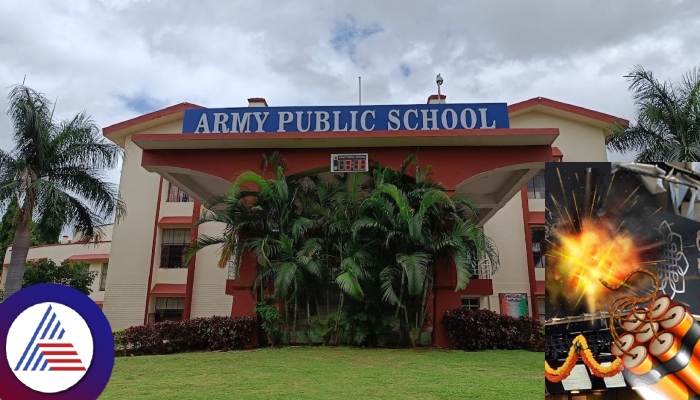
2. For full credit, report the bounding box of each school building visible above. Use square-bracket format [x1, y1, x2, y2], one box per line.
[1, 93, 626, 348]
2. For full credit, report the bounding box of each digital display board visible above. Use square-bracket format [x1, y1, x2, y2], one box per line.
[331, 154, 368, 173]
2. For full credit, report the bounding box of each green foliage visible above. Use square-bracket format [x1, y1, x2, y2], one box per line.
[0, 197, 59, 262]
[308, 313, 340, 345]
[254, 301, 282, 346]
[113, 329, 125, 355]
[607, 64, 700, 161]
[22, 258, 97, 295]
[0, 84, 125, 298]
[191, 152, 500, 348]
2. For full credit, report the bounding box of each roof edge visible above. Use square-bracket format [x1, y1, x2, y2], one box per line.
[508, 97, 629, 127]
[103, 102, 204, 136]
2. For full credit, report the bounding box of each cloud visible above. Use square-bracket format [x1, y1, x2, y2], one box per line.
[0, 0, 699, 187]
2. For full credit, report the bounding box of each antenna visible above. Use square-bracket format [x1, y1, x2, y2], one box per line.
[359, 76, 362, 105]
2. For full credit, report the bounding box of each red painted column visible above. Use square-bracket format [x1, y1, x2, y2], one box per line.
[433, 259, 463, 348]
[229, 234, 259, 347]
[143, 177, 164, 325]
[520, 187, 539, 320]
[182, 201, 202, 320]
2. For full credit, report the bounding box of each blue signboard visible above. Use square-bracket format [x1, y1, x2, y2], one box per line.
[182, 103, 510, 134]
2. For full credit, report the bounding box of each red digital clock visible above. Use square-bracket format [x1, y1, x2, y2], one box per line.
[330, 153, 369, 173]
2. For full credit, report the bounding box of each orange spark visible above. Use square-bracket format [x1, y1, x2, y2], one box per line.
[551, 220, 641, 311]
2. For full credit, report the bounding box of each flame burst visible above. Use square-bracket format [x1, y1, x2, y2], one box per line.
[551, 220, 641, 311]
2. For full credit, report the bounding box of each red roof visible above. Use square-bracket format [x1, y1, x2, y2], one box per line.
[103, 102, 203, 136]
[158, 216, 193, 226]
[67, 253, 110, 262]
[150, 284, 187, 296]
[509, 97, 629, 127]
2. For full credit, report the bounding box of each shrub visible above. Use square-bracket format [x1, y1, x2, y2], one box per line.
[120, 316, 255, 356]
[441, 308, 544, 352]
[113, 329, 125, 355]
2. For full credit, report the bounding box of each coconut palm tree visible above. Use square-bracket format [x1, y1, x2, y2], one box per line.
[0, 85, 125, 299]
[607, 65, 700, 161]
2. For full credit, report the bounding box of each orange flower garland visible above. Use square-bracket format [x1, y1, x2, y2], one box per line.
[545, 335, 624, 382]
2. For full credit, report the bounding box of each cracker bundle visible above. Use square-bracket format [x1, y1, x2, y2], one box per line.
[607, 270, 700, 399]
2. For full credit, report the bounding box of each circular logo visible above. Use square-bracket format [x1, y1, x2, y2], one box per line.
[0, 284, 114, 400]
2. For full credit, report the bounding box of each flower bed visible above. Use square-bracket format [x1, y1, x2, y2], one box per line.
[114, 316, 255, 356]
[442, 308, 544, 352]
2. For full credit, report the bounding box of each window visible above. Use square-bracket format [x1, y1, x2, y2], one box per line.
[153, 297, 184, 323]
[531, 226, 546, 268]
[461, 297, 480, 310]
[160, 229, 191, 269]
[527, 170, 545, 199]
[99, 263, 108, 291]
[538, 297, 545, 323]
[167, 183, 193, 202]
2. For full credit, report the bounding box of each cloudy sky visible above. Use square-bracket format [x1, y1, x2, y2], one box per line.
[1, 0, 700, 187]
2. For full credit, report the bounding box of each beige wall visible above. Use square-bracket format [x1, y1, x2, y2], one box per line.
[103, 119, 232, 329]
[2, 241, 111, 302]
[483, 193, 533, 313]
[101, 136, 161, 330]
[190, 220, 233, 317]
[510, 111, 608, 162]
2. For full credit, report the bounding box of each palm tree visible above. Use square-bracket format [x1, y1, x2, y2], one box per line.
[607, 65, 700, 161]
[350, 157, 499, 346]
[0, 85, 125, 298]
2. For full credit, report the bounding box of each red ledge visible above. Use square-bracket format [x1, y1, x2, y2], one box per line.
[150, 283, 187, 296]
[552, 147, 563, 158]
[4, 258, 41, 267]
[427, 94, 446, 103]
[535, 281, 545, 296]
[95, 301, 104, 306]
[67, 253, 110, 262]
[508, 97, 629, 127]
[158, 216, 193, 226]
[247, 97, 269, 107]
[103, 102, 204, 136]
[529, 212, 545, 225]
[131, 128, 560, 150]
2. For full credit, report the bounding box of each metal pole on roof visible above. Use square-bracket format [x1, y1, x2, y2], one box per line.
[359, 76, 362, 105]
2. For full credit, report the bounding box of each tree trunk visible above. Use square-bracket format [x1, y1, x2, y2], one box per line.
[4, 214, 32, 298]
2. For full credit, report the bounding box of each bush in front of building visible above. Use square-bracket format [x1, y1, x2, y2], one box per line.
[117, 316, 255, 356]
[442, 308, 544, 352]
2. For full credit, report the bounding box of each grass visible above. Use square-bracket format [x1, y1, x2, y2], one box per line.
[102, 347, 542, 399]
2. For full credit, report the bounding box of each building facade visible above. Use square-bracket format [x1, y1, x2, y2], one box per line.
[1, 94, 624, 347]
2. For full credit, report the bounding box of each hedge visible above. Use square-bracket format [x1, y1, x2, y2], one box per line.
[442, 308, 544, 352]
[115, 316, 255, 356]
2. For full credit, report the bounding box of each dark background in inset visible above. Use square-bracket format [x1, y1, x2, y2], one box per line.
[544, 162, 700, 320]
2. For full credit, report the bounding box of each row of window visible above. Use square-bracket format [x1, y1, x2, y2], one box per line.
[461, 296, 545, 323]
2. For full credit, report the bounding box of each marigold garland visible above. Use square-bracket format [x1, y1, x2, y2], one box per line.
[545, 334, 624, 382]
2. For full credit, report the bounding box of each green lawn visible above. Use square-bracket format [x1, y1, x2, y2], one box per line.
[102, 347, 542, 399]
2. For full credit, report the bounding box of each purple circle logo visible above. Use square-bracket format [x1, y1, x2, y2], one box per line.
[0, 284, 114, 400]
